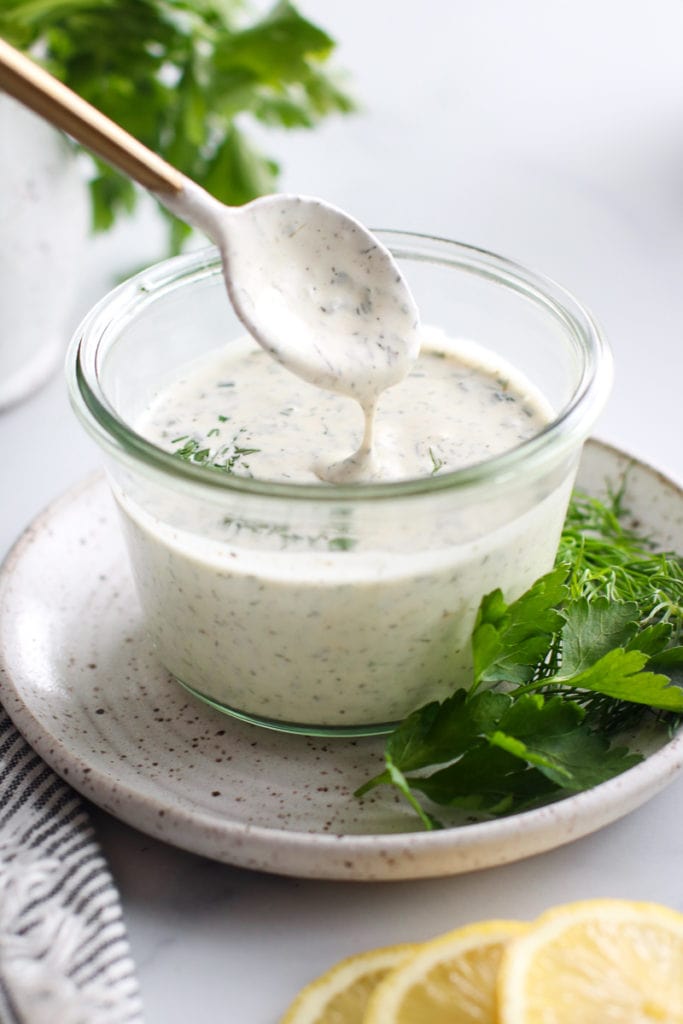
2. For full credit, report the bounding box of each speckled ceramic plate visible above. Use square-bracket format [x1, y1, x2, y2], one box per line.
[1, 439, 682, 881]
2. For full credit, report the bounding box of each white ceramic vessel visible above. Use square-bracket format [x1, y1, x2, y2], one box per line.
[0, 96, 88, 410]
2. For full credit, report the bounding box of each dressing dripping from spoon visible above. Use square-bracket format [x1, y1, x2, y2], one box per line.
[0, 39, 420, 480]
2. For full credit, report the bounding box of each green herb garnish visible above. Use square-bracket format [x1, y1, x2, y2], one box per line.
[356, 482, 683, 829]
[172, 428, 260, 475]
[428, 447, 444, 475]
[0, 0, 354, 252]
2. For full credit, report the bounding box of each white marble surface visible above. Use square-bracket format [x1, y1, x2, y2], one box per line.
[1, 1, 683, 1020]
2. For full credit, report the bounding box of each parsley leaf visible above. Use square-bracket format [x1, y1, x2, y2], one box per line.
[556, 598, 639, 676]
[490, 726, 640, 791]
[386, 689, 510, 773]
[471, 568, 567, 688]
[356, 689, 511, 808]
[555, 648, 683, 712]
[411, 744, 557, 817]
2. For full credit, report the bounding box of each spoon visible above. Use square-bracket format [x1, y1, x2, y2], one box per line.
[0, 38, 420, 406]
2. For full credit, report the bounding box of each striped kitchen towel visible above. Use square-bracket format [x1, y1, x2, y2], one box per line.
[0, 706, 143, 1024]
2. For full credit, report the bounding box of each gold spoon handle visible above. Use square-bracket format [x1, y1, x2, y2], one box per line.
[0, 37, 184, 195]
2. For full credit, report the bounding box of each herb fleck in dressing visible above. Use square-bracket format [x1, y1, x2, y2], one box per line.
[138, 327, 550, 484]
[115, 328, 572, 729]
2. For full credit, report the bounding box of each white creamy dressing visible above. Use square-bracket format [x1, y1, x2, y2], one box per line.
[137, 328, 551, 485]
[117, 322, 573, 729]
[115, 203, 572, 729]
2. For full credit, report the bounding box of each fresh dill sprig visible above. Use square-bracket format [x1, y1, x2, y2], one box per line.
[559, 488, 683, 636]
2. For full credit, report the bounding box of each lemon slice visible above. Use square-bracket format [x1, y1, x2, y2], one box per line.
[363, 919, 527, 1024]
[280, 943, 419, 1024]
[498, 898, 683, 1023]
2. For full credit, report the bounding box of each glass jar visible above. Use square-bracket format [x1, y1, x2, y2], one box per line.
[67, 233, 612, 736]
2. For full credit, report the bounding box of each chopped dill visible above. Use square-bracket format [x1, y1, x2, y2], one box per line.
[429, 447, 445, 475]
[171, 428, 260, 475]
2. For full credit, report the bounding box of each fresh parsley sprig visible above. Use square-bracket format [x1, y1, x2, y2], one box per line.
[0, 0, 354, 251]
[356, 482, 683, 830]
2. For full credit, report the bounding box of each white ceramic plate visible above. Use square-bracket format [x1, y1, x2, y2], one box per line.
[1, 439, 682, 881]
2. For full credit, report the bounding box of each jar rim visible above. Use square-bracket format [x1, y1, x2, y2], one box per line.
[66, 231, 613, 503]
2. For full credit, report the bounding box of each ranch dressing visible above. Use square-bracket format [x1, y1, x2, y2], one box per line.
[113, 327, 572, 729]
[138, 328, 550, 485]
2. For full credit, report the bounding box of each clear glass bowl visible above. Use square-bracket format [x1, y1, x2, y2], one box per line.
[67, 232, 612, 736]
